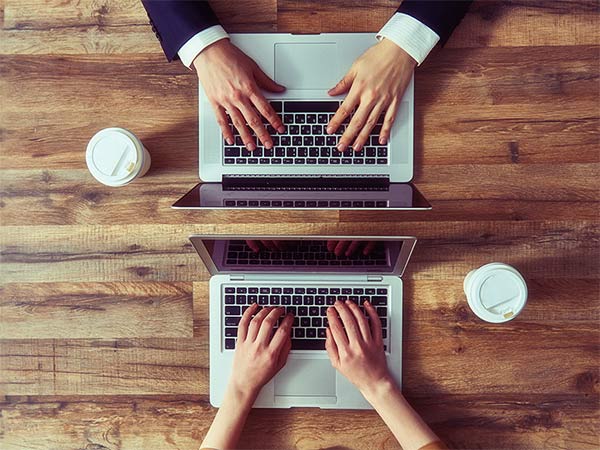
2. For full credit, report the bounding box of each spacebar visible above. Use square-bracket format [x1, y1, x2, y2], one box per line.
[285, 101, 339, 112]
[292, 339, 326, 350]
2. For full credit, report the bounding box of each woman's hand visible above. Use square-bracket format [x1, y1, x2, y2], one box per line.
[193, 39, 286, 151]
[325, 300, 392, 393]
[228, 304, 293, 398]
[326, 240, 378, 257]
[327, 38, 417, 152]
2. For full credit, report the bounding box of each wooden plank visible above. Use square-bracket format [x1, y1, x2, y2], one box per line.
[1, 221, 597, 283]
[0, 0, 276, 55]
[0, 338, 207, 396]
[0, 317, 596, 397]
[447, 0, 600, 49]
[2, 277, 598, 396]
[0, 164, 597, 225]
[0, 282, 193, 339]
[278, 0, 600, 48]
[1, 47, 598, 170]
[0, 394, 597, 449]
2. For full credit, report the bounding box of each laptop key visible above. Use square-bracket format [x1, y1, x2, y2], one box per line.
[225, 328, 237, 337]
[306, 328, 317, 338]
[292, 339, 325, 350]
[225, 339, 235, 349]
[225, 306, 240, 315]
[225, 316, 241, 326]
[225, 295, 235, 304]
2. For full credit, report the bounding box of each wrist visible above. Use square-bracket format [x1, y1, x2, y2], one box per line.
[360, 375, 400, 405]
[226, 379, 260, 406]
[379, 38, 417, 69]
[192, 38, 231, 71]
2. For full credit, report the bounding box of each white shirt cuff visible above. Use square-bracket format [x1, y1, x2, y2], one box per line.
[177, 25, 229, 69]
[377, 13, 440, 66]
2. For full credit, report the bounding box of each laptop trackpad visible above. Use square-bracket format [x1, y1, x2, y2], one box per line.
[274, 43, 338, 90]
[274, 359, 336, 396]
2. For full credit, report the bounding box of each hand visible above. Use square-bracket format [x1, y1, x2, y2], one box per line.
[326, 240, 377, 257]
[326, 38, 417, 152]
[193, 39, 286, 151]
[228, 304, 293, 397]
[245, 240, 289, 253]
[326, 300, 392, 393]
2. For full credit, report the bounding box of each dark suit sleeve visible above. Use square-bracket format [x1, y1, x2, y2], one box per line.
[397, 0, 472, 46]
[141, 0, 222, 62]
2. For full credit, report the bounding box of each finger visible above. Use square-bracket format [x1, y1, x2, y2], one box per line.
[237, 302, 259, 342]
[363, 241, 377, 256]
[276, 336, 292, 371]
[379, 99, 399, 145]
[345, 240, 363, 257]
[260, 240, 277, 251]
[238, 99, 272, 149]
[250, 92, 285, 134]
[346, 300, 371, 342]
[327, 240, 338, 252]
[228, 106, 256, 151]
[246, 306, 272, 342]
[334, 240, 351, 257]
[325, 327, 340, 367]
[256, 307, 285, 344]
[328, 71, 355, 97]
[338, 101, 375, 152]
[270, 313, 294, 350]
[365, 300, 383, 344]
[327, 306, 349, 347]
[334, 300, 361, 341]
[254, 65, 286, 93]
[246, 240, 262, 253]
[352, 102, 385, 152]
[214, 105, 234, 145]
[327, 93, 358, 136]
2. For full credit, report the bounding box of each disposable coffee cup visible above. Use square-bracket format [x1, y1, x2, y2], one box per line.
[464, 263, 527, 323]
[86, 127, 151, 186]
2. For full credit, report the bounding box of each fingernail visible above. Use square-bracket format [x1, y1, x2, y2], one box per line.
[365, 300, 371, 306]
[278, 126, 285, 133]
[246, 143, 255, 151]
[345, 300, 351, 305]
[379, 137, 387, 145]
[326, 127, 332, 134]
[337, 143, 346, 151]
[226, 137, 233, 145]
[265, 141, 273, 149]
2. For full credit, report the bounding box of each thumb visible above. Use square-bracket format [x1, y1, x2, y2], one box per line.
[328, 71, 354, 96]
[254, 66, 286, 92]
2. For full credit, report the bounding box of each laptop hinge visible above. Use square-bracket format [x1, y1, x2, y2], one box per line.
[221, 175, 390, 191]
[367, 275, 384, 282]
[229, 274, 245, 281]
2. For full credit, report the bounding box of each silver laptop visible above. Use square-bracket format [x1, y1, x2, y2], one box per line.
[190, 235, 417, 409]
[173, 33, 431, 211]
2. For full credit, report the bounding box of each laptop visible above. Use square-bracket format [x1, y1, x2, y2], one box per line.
[173, 33, 431, 211]
[190, 235, 417, 409]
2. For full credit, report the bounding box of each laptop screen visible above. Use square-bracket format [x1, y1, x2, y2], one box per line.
[190, 236, 416, 276]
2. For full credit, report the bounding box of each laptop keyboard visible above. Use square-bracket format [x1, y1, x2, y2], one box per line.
[225, 240, 388, 267]
[223, 101, 389, 166]
[222, 285, 389, 351]
[223, 199, 389, 208]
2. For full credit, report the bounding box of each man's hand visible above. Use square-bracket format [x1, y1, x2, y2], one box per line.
[327, 38, 417, 152]
[326, 300, 392, 393]
[228, 304, 293, 398]
[193, 39, 286, 151]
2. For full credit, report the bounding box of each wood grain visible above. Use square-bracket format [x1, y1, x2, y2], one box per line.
[1, 0, 599, 448]
[0, 282, 193, 338]
[1, 221, 598, 283]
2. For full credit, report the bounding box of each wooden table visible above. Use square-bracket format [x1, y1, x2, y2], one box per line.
[1, 1, 598, 448]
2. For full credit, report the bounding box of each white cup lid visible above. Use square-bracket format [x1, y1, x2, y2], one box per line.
[86, 128, 142, 186]
[467, 264, 528, 323]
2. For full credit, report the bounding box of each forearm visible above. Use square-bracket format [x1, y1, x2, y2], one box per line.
[200, 383, 257, 449]
[362, 379, 440, 450]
